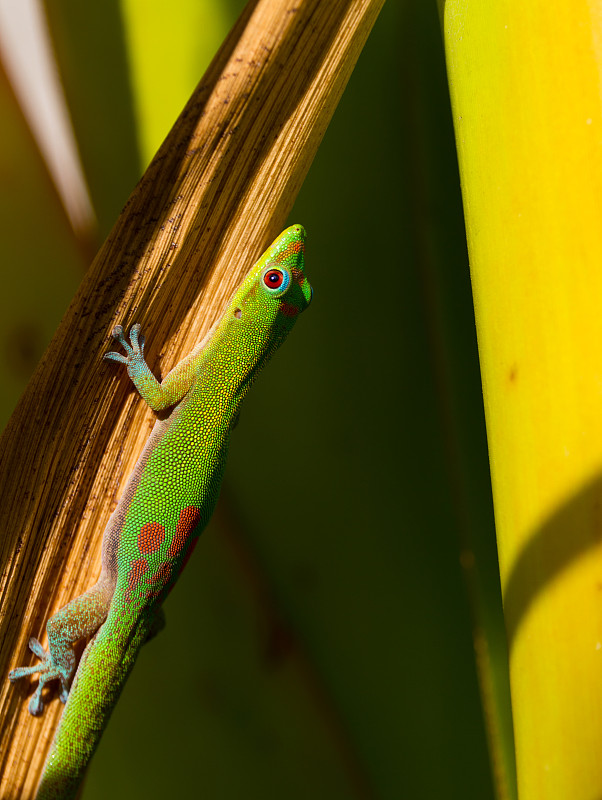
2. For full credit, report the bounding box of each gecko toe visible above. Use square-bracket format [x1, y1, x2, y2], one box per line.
[104, 351, 128, 364]
[129, 324, 144, 353]
[29, 637, 46, 658]
[29, 693, 44, 716]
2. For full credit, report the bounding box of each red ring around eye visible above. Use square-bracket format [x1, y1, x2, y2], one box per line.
[263, 269, 284, 289]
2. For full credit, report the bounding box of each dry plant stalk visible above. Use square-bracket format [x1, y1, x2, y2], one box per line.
[0, 0, 384, 794]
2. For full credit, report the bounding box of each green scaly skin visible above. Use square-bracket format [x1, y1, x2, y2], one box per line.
[8, 225, 312, 799]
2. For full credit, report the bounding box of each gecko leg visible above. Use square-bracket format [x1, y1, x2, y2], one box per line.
[9, 580, 112, 716]
[104, 324, 173, 410]
[104, 322, 199, 411]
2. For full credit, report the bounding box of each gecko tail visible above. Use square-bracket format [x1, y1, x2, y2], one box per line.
[36, 611, 148, 800]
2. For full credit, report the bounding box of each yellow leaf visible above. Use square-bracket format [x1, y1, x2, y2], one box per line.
[442, 2, 602, 798]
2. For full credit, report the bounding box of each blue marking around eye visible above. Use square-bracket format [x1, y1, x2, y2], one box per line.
[261, 267, 291, 296]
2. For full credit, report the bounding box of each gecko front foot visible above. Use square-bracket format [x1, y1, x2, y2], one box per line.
[9, 637, 70, 716]
[104, 323, 146, 366]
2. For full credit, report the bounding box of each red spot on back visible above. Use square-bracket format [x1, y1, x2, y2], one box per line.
[126, 558, 148, 602]
[138, 522, 166, 554]
[167, 506, 202, 559]
[149, 561, 172, 590]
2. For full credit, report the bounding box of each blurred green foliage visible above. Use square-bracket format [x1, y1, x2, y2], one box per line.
[0, 1, 513, 797]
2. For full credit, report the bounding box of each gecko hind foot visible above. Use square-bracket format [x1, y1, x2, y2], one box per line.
[8, 637, 70, 716]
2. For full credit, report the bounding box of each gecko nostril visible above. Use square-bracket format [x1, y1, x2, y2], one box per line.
[234, 308, 242, 319]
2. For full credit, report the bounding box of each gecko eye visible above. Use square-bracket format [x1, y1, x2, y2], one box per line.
[261, 267, 291, 297]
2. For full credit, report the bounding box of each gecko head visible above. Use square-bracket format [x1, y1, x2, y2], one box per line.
[222, 225, 312, 386]
[232, 224, 313, 330]
[257, 224, 312, 318]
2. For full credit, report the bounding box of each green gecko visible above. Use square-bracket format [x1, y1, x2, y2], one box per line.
[8, 225, 312, 800]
